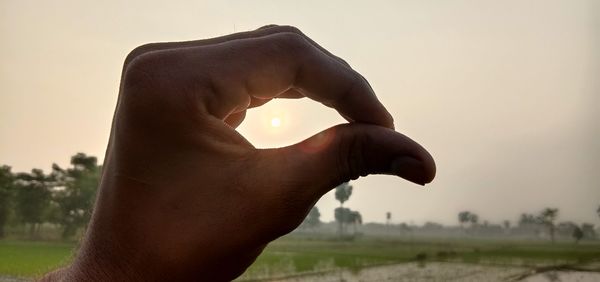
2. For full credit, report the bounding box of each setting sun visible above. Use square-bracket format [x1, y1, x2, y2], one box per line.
[270, 117, 282, 128]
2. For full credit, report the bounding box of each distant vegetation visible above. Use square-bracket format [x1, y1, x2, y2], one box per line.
[0, 153, 99, 240]
[0, 153, 600, 279]
[0, 152, 598, 244]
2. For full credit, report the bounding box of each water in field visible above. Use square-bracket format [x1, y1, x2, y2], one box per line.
[269, 262, 600, 282]
[522, 271, 600, 282]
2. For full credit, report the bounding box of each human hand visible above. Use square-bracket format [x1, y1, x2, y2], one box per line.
[48, 25, 435, 281]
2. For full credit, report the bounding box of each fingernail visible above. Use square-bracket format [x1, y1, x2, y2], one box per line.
[390, 156, 426, 186]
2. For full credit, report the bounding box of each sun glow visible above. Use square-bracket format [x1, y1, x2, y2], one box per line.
[270, 117, 282, 128]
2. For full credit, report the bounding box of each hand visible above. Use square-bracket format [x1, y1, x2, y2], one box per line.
[48, 25, 435, 281]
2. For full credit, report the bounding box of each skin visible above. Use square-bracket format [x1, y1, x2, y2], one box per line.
[41, 25, 435, 281]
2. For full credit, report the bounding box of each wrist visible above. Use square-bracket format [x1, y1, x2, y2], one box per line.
[65, 226, 148, 281]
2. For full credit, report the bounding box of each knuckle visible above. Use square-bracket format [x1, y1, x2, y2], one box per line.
[337, 126, 369, 182]
[272, 31, 311, 53]
[339, 57, 351, 68]
[272, 25, 304, 36]
[257, 24, 279, 30]
[124, 43, 162, 69]
[122, 52, 164, 88]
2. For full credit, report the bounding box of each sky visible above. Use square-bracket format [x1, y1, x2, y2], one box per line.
[1, 0, 598, 225]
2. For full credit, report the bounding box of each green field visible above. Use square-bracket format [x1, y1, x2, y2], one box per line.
[1, 236, 599, 280]
[0, 240, 75, 278]
[239, 236, 600, 280]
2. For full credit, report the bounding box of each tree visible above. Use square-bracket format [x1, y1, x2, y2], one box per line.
[423, 222, 443, 230]
[0, 165, 15, 238]
[14, 169, 52, 237]
[386, 212, 391, 225]
[335, 207, 351, 235]
[334, 182, 353, 236]
[349, 210, 362, 234]
[503, 220, 511, 230]
[538, 208, 559, 243]
[572, 226, 583, 244]
[50, 153, 100, 238]
[469, 214, 479, 225]
[519, 213, 538, 226]
[302, 206, 321, 229]
[458, 211, 479, 228]
[458, 211, 471, 228]
[581, 223, 596, 240]
[335, 208, 361, 235]
[335, 182, 352, 207]
[597, 205, 600, 220]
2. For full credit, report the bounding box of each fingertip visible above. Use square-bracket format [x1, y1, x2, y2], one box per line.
[423, 151, 437, 185]
[390, 156, 427, 185]
[384, 128, 435, 186]
[416, 139, 436, 185]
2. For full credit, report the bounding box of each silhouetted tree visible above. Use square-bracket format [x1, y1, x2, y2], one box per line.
[0, 165, 14, 238]
[50, 153, 100, 238]
[458, 211, 479, 233]
[458, 211, 471, 228]
[423, 222, 443, 230]
[503, 220, 510, 229]
[469, 214, 479, 225]
[334, 207, 351, 235]
[335, 208, 361, 235]
[538, 208, 559, 242]
[349, 210, 362, 234]
[14, 169, 52, 237]
[519, 213, 538, 226]
[386, 212, 391, 225]
[334, 182, 353, 235]
[301, 206, 321, 229]
[581, 223, 596, 240]
[572, 226, 583, 244]
[335, 182, 352, 207]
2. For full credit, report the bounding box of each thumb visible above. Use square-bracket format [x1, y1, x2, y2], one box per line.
[266, 123, 436, 197]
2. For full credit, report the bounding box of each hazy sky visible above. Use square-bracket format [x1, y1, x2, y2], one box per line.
[1, 0, 598, 225]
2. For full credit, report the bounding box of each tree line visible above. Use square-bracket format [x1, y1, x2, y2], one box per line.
[0, 153, 99, 239]
[457, 208, 598, 243]
[2, 154, 598, 242]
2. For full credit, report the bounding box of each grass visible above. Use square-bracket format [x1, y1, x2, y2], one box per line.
[0, 236, 599, 279]
[0, 240, 75, 278]
[239, 235, 600, 279]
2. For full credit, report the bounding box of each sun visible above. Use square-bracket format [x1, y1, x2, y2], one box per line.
[270, 117, 282, 128]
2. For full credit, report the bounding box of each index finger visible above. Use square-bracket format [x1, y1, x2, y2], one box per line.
[160, 32, 395, 128]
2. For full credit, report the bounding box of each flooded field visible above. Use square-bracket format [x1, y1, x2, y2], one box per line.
[236, 237, 600, 281]
[2, 238, 599, 281]
[522, 271, 600, 282]
[270, 262, 600, 282]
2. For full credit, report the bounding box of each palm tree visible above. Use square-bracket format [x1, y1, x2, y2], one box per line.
[334, 182, 352, 236]
[350, 211, 362, 234]
[335, 182, 352, 207]
[539, 208, 559, 242]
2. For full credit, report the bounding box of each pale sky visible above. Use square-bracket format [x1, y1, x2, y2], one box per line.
[1, 0, 598, 225]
